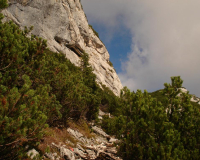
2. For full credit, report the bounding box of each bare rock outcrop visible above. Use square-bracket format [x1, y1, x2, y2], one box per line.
[2, 0, 123, 95]
[178, 88, 200, 104]
[46, 126, 122, 160]
[26, 110, 122, 160]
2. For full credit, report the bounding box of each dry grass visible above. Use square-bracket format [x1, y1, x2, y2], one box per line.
[100, 105, 109, 113]
[38, 127, 78, 154]
[67, 119, 95, 139]
[38, 119, 95, 156]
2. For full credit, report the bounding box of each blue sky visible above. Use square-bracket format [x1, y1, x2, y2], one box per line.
[89, 22, 132, 73]
[82, 0, 200, 97]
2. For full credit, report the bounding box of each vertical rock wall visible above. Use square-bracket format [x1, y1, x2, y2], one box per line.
[2, 0, 123, 95]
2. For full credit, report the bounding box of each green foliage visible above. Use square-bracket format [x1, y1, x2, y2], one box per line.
[0, 0, 7, 23]
[149, 84, 200, 110]
[0, 9, 101, 158]
[99, 83, 121, 114]
[0, 0, 7, 10]
[119, 89, 170, 159]
[149, 89, 167, 106]
[89, 24, 99, 38]
[0, 1, 117, 156]
[0, 20, 61, 158]
[103, 76, 200, 160]
[107, 60, 113, 67]
[161, 76, 200, 159]
[101, 115, 126, 137]
[2, 1, 200, 159]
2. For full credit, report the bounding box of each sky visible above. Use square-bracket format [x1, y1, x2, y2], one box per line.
[81, 0, 200, 97]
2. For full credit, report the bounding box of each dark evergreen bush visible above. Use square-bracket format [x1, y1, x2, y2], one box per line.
[2, 1, 200, 159]
[0, 1, 102, 158]
[102, 77, 200, 160]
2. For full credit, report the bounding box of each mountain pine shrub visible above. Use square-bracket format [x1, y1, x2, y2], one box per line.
[0, 1, 104, 157]
[102, 76, 200, 160]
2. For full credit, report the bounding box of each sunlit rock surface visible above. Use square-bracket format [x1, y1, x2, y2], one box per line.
[2, 0, 123, 95]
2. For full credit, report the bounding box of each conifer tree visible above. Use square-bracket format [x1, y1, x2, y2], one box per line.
[162, 76, 200, 159]
[0, 1, 61, 158]
[0, 0, 7, 10]
[80, 52, 100, 120]
[103, 76, 200, 160]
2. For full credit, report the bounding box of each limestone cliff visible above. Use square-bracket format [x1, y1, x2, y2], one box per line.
[2, 0, 123, 95]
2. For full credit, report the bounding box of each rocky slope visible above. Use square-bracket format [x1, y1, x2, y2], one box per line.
[26, 110, 122, 160]
[2, 0, 123, 95]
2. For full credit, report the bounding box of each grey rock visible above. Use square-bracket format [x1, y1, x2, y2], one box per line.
[86, 149, 96, 159]
[2, 0, 123, 96]
[96, 152, 122, 160]
[76, 143, 85, 152]
[51, 142, 76, 160]
[44, 153, 54, 160]
[109, 138, 119, 143]
[98, 109, 112, 120]
[49, 127, 122, 160]
[67, 128, 84, 140]
[86, 145, 97, 151]
[178, 88, 200, 105]
[27, 148, 39, 159]
[66, 139, 75, 147]
[98, 115, 103, 120]
[92, 126, 109, 138]
[99, 109, 107, 117]
[73, 148, 87, 159]
[45, 152, 60, 160]
[60, 147, 75, 160]
[106, 147, 118, 154]
[67, 128, 95, 145]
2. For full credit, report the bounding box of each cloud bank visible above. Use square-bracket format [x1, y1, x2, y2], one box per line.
[82, 0, 200, 97]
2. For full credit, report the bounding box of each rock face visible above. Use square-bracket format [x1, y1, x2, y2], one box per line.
[2, 0, 123, 95]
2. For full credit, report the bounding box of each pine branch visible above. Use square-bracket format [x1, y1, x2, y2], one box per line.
[0, 137, 37, 147]
[0, 59, 14, 71]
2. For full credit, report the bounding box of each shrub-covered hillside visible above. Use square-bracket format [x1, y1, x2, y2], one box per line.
[0, 1, 121, 159]
[1, 1, 200, 159]
[102, 76, 200, 160]
[149, 89, 200, 109]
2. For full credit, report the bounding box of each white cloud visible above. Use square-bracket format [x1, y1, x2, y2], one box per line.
[82, 0, 200, 97]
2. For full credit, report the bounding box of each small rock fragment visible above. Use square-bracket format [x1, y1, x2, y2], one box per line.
[27, 149, 39, 159]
